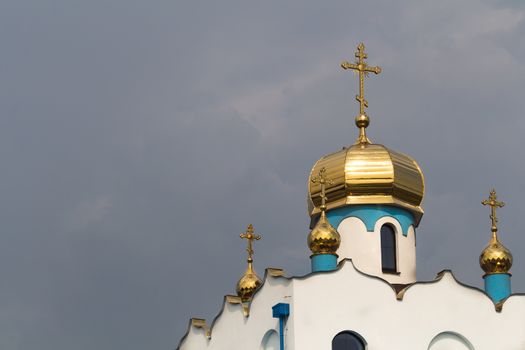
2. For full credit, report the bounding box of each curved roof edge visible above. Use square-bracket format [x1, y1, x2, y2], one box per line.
[176, 259, 523, 349]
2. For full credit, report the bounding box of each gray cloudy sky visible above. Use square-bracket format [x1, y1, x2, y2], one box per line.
[2, 0, 525, 349]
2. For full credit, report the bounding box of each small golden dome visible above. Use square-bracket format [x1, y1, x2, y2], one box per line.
[236, 262, 262, 302]
[480, 189, 512, 275]
[236, 224, 262, 302]
[308, 210, 341, 255]
[307, 143, 425, 224]
[480, 233, 513, 275]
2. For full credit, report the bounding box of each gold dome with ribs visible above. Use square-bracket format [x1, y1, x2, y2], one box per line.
[307, 43, 425, 225]
[307, 142, 425, 225]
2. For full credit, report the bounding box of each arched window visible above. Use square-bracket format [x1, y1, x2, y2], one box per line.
[428, 331, 474, 350]
[260, 330, 279, 350]
[332, 331, 366, 350]
[380, 224, 397, 273]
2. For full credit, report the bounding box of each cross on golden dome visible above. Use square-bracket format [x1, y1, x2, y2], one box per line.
[240, 224, 261, 263]
[310, 167, 334, 211]
[308, 167, 340, 256]
[482, 189, 505, 234]
[341, 43, 381, 144]
[237, 224, 262, 302]
[479, 189, 512, 276]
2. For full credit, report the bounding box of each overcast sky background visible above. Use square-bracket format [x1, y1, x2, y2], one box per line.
[2, 0, 525, 349]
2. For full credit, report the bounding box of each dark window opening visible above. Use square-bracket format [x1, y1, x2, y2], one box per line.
[332, 331, 365, 350]
[381, 224, 397, 273]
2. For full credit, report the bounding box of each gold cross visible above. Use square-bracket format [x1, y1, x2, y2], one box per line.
[240, 224, 261, 263]
[341, 43, 381, 143]
[482, 189, 505, 234]
[310, 167, 334, 211]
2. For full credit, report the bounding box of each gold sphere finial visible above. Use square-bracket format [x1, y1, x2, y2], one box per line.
[480, 189, 513, 275]
[308, 168, 341, 255]
[236, 224, 262, 301]
[355, 114, 370, 129]
[341, 43, 381, 144]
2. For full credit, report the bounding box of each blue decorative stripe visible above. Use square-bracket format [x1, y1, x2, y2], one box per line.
[484, 273, 511, 302]
[325, 205, 415, 236]
[311, 254, 337, 272]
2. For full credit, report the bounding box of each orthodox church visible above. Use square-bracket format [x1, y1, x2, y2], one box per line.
[176, 44, 524, 350]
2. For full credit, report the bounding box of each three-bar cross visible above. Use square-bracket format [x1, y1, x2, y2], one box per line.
[310, 167, 334, 211]
[240, 224, 261, 263]
[482, 189, 505, 234]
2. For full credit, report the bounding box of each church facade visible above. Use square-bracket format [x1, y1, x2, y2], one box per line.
[176, 44, 523, 350]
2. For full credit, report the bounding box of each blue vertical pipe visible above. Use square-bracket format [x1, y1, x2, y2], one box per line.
[278, 315, 284, 350]
[272, 303, 290, 350]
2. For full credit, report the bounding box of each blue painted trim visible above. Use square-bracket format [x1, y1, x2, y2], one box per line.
[311, 254, 338, 272]
[484, 273, 511, 302]
[272, 303, 290, 350]
[326, 205, 415, 236]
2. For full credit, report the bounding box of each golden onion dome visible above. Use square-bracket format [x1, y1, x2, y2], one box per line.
[236, 262, 262, 302]
[236, 224, 262, 302]
[480, 190, 512, 275]
[480, 233, 513, 275]
[307, 43, 425, 225]
[307, 142, 425, 224]
[308, 210, 341, 255]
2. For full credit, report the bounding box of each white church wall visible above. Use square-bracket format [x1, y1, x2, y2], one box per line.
[337, 216, 416, 284]
[203, 302, 247, 348]
[482, 295, 525, 349]
[178, 273, 294, 350]
[292, 262, 397, 350]
[292, 261, 525, 350]
[180, 325, 209, 350]
[178, 262, 525, 350]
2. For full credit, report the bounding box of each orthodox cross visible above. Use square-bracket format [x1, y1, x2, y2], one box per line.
[240, 224, 261, 263]
[341, 43, 381, 143]
[482, 189, 505, 234]
[310, 167, 334, 211]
